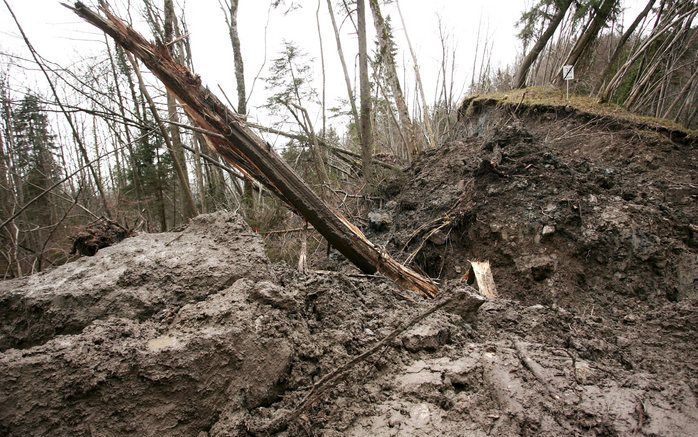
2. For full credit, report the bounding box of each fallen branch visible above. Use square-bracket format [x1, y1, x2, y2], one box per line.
[254, 287, 486, 434]
[68, 2, 438, 297]
[513, 341, 562, 402]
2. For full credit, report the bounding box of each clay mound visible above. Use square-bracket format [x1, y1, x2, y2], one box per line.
[0, 212, 271, 351]
[1, 210, 697, 436]
[374, 101, 697, 311]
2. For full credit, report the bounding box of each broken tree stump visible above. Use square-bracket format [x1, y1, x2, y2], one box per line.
[68, 2, 438, 297]
[70, 218, 131, 256]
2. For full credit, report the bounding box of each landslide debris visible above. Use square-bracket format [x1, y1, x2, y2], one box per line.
[375, 99, 697, 312]
[1, 103, 697, 436]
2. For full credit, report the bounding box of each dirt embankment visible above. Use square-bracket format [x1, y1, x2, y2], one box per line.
[1, 103, 697, 436]
[375, 99, 696, 311]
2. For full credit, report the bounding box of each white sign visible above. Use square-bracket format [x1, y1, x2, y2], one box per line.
[562, 65, 575, 81]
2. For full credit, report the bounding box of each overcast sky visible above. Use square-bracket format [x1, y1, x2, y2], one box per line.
[0, 0, 647, 140]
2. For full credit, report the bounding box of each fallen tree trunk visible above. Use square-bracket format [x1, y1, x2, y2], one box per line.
[67, 2, 438, 298]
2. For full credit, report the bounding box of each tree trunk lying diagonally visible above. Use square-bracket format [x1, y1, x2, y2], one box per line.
[67, 2, 438, 298]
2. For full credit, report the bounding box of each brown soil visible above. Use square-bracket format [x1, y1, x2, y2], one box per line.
[1, 103, 696, 436]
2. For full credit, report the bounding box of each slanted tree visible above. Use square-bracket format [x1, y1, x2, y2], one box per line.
[514, 0, 574, 88]
[326, 0, 361, 134]
[595, 0, 657, 93]
[555, 0, 620, 85]
[368, 0, 418, 158]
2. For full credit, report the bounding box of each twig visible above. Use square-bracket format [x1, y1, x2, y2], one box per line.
[0, 139, 139, 233]
[263, 226, 307, 236]
[513, 340, 562, 402]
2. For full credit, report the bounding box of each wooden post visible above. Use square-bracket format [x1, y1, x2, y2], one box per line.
[67, 2, 438, 298]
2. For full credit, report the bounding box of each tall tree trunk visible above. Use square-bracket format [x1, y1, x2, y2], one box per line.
[106, 38, 145, 208]
[595, 0, 656, 93]
[128, 54, 198, 220]
[163, 0, 197, 219]
[514, 0, 572, 89]
[223, 0, 254, 209]
[326, 0, 361, 137]
[556, 0, 617, 85]
[226, 0, 247, 115]
[395, 0, 436, 148]
[368, 0, 418, 158]
[316, 0, 326, 136]
[357, 0, 373, 181]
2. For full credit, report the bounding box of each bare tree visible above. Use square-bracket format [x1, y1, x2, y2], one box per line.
[595, 0, 656, 93]
[514, 0, 573, 88]
[599, 5, 698, 102]
[368, 0, 418, 158]
[222, 0, 247, 115]
[357, 0, 373, 181]
[395, 0, 436, 148]
[555, 0, 618, 85]
[326, 0, 361, 134]
[163, 0, 197, 220]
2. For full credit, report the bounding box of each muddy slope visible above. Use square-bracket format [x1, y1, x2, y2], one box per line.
[2, 211, 697, 436]
[1, 104, 697, 436]
[375, 101, 696, 311]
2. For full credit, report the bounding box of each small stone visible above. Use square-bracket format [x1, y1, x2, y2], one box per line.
[574, 360, 593, 385]
[542, 225, 556, 237]
[368, 211, 393, 231]
[428, 230, 448, 245]
[402, 324, 450, 352]
[409, 404, 431, 429]
[249, 281, 297, 311]
[616, 336, 631, 348]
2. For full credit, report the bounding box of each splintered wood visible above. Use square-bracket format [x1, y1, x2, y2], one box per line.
[468, 260, 498, 299]
[68, 2, 438, 297]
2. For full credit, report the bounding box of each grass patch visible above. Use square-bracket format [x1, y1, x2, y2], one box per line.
[470, 86, 696, 135]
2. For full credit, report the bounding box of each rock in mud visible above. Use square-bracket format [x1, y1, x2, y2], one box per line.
[368, 211, 393, 231]
[402, 323, 450, 352]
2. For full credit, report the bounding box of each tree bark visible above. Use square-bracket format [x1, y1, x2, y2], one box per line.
[357, 0, 373, 181]
[368, 0, 417, 158]
[70, 2, 438, 298]
[514, 0, 573, 89]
